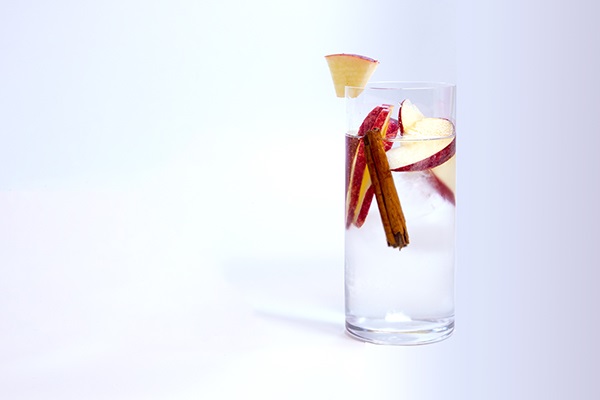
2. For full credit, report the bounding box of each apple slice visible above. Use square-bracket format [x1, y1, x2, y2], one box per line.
[407, 117, 455, 137]
[431, 155, 455, 194]
[346, 106, 398, 228]
[346, 106, 390, 227]
[425, 169, 455, 205]
[387, 118, 455, 172]
[394, 99, 456, 203]
[325, 53, 379, 98]
[430, 155, 456, 204]
[354, 117, 398, 227]
[390, 100, 455, 171]
[387, 135, 455, 172]
[399, 99, 424, 133]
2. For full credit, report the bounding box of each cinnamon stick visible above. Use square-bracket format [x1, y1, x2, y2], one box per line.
[363, 128, 409, 249]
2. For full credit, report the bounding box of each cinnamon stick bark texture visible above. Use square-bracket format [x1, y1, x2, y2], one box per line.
[363, 128, 409, 249]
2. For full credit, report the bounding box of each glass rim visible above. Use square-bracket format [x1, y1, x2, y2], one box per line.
[346, 81, 455, 91]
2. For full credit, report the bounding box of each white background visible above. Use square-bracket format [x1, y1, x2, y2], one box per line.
[1, 0, 600, 399]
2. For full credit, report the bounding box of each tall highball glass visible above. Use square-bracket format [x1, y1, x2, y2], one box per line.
[344, 82, 456, 345]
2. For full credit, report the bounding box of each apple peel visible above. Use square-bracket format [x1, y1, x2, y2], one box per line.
[431, 155, 456, 204]
[388, 137, 455, 172]
[346, 106, 398, 228]
[399, 99, 424, 133]
[354, 118, 398, 227]
[390, 113, 456, 172]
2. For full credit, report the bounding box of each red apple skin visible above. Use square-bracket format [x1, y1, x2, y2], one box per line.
[346, 107, 389, 227]
[325, 53, 378, 63]
[398, 99, 423, 134]
[353, 118, 398, 227]
[390, 138, 456, 173]
[385, 118, 399, 148]
[398, 99, 407, 134]
[354, 185, 375, 227]
[346, 107, 397, 228]
[427, 171, 455, 205]
[345, 134, 359, 198]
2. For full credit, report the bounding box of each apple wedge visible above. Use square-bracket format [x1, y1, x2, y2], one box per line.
[346, 106, 391, 227]
[425, 169, 455, 205]
[325, 53, 379, 98]
[389, 99, 456, 172]
[387, 136, 455, 172]
[431, 155, 455, 194]
[430, 155, 456, 204]
[354, 117, 399, 227]
[388, 118, 455, 172]
[391, 99, 456, 203]
[346, 105, 398, 228]
[399, 99, 424, 133]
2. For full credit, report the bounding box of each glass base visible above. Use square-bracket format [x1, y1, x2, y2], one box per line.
[345, 317, 454, 345]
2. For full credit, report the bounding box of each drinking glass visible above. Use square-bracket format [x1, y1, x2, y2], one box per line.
[344, 82, 456, 345]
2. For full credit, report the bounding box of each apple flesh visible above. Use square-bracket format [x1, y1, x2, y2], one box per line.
[346, 105, 398, 228]
[392, 99, 457, 202]
[399, 99, 424, 133]
[387, 135, 455, 172]
[388, 116, 455, 171]
[325, 53, 379, 98]
[353, 117, 398, 227]
[430, 155, 456, 204]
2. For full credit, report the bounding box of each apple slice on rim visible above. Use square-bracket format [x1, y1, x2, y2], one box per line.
[325, 53, 379, 98]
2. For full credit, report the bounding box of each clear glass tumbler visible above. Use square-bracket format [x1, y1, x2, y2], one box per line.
[344, 82, 456, 345]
